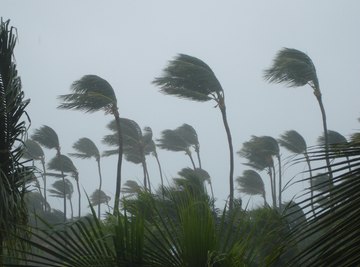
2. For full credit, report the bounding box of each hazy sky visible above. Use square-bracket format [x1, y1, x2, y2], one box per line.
[4, 1, 360, 214]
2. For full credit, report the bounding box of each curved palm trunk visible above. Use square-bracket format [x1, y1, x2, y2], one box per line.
[304, 151, 316, 217]
[69, 197, 73, 220]
[195, 147, 202, 169]
[142, 159, 151, 193]
[154, 153, 164, 198]
[56, 150, 67, 222]
[277, 155, 282, 209]
[76, 177, 81, 218]
[40, 159, 47, 212]
[96, 159, 102, 219]
[219, 103, 234, 210]
[271, 164, 277, 208]
[262, 190, 267, 206]
[268, 166, 276, 208]
[186, 150, 196, 169]
[113, 110, 123, 215]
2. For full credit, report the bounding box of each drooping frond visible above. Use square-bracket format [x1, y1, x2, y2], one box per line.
[317, 130, 348, 149]
[236, 170, 265, 196]
[153, 54, 223, 102]
[58, 75, 117, 113]
[90, 189, 111, 206]
[23, 139, 44, 161]
[278, 130, 307, 154]
[157, 129, 189, 152]
[176, 123, 199, 150]
[49, 179, 73, 199]
[31, 125, 60, 150]
[264, 48, 319, 90]
[69, 137, 100, 161]
[47, 154, 77, 174]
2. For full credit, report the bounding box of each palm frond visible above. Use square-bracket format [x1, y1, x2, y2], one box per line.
[278, 130, 307, 154]
[264, 48, 319, 90]
[90, 189, 111, 206]
[156, 129, 189, 152]
[69, 137, 100, 160]
[317, 130, 348, 149]
[58, 75, 117, 113]
[153, 54, 223, 102]
[236, 170, 265, 196]
[47, 155, 77, 174]
[23, 139, 44, 161]
[31, 125, 60, 150]
[49, 179, 74, 199]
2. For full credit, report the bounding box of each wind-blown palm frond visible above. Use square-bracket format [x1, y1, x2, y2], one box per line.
[278, 130, 307, 154]
[122, 180, 143, 197]
[90, 189, 111, 207]
[69, 137, 100, 160]
[47, 154, 77, 173]
[23, 139, 44, 161]
[153, 54, 223, 102]
[264, 48, 319, 89]
[237, 170, 266, 205]
[49, 179, 74, 219]
[31, 125, 60, 152]
[58, 75, 117, 113]
[317, 130, 348, 148]
[153, 53, 235, 208]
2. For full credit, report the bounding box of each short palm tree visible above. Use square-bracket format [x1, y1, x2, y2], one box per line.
[157, 127, 197, 169]
[153, 54, 235, 208]
[264, 48, 332, 188]
[48, 154, 81, 218]
[103, 118, 152, 190]
[49, 179, 74, 219]
[69, 137, 103, 218]
[58, 74, 123, 215]
[23, 139, 48, 211]
[237, 170, 267, 206]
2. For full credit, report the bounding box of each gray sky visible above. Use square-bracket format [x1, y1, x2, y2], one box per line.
[4, 1, 360, 214]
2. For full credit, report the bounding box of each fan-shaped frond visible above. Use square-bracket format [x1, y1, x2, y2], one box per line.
[278, 130, 307, 154]
[264, 48, 319, 90]
[69, 137, 100, 160]
[153, 54, 223, 102]
[47, 154, 77, 174]
[90, 189, 111, 206]
[157, 129, 189, 152]
[236, 170, 265, 196]
[317, 130, 348, 149]
[31, 125, 59, 150]
[176, 123, 199, 149]
[23, 139, 44, 161]
[49, 179, 74, 199]
[58, 75, 117, 113]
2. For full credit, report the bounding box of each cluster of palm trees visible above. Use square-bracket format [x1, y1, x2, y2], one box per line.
[3, 17, 360, 266]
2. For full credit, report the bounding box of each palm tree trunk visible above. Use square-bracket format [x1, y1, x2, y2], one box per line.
[187, 151, 197, 170]
[304, 151, 316, 217]
[69, 197, 74, 220]
[262, 190, 267, 206]
[195, 148, 202, 169]
[268, 167, 276, 208]
[219, 104, 234, 210]
[76, 177, 81, 218]
[61, 173, 66, 221]
[97, 159, 102, 219]
[41, 159, 47, 212]
[272, 165, 277, 208]
[154, 153, 164, 198]
[277, 155, 282, 209]
[113, 110, 123, 215]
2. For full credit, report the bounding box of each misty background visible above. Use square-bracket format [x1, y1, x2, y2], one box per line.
[3, 1, 360, 215]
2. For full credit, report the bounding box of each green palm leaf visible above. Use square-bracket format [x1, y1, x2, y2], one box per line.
[278, 130, 307, 154]
[31, 125, 60, 152]
[69, 137, 100, 160]
[237, 170, 266, 203]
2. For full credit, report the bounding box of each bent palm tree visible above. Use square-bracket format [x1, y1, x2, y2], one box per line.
[69, 137, 103, 218]
[153, 54, 235, 208]
[237, 170, 267, 206]
[49, 179, 74, 219]
[264, 48, 332, 189]
[176, 124, 202, 168]
[58, 75, 123, 215]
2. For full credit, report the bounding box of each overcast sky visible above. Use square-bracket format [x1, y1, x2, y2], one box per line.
[4, 1, 360, 214]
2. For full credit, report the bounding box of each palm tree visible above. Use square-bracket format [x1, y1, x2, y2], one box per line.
[278, 130, 316, 214]
[264, 48, 333, 190]
[121, 179, 143, 198]
[103, 118, 152, 191]
[69, 137, 103, 218]
[48, 154, 81, 218]
[153, 54, 235, 208]
[157, 127, 197, 169]
[49, 179, 74, 219]
[237, 170, 267, 206]
[176, 124, 202, 168]
[89, 189, 111, 216]
[58, 74, 123, 215]
[31, 125, 69, 221]
[0, 19, 32, 262]
[23, 139, 49, 211]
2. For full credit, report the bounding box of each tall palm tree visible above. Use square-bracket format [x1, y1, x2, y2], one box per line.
[264, 48, 333, 189]
[69, 137, 103, 218]
[237, 170, 267, 206]
[49, 179, 74, 219]
[153, 54, 235, 208]
[103, 118, 152, 191]
[58, 74, 123, 215]
[23, 139, 48, 211]
[31, 125, 68, 220]
[48, 154, 81, 218]
[0, 19, 31, 261]
[157, 127, 197, 169]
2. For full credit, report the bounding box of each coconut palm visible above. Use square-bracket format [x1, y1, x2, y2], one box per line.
[103, 118, 152, 191]
[278, 130, 316, 214]
[153, 54, 235, 208]
[23, 139, 49, 211]
[237, 170, 267, 206]
[176, 124, 202, 168]
[264, 48, 333, 189]
[58, 74, 123, 215]
[48, 154, 81, 218]
[48, 179, 74, 219]
[89, 189, 111, 215]
[0, 19, 32, 261]
[69, 137, 103, 218]
[157, 127, 197, 169]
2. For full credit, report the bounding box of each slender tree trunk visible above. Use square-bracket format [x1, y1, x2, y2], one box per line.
[304, 151, 316, 218]
[195, 148, 202, 169]
[41, 159, 47, 212]
[113, 110, 123, 215]
[76, 177, 81, 218]
[187, 150, 197, 170]
[56, 150, 66, 222]
[263, 190, 267, 206]
[219, 104, 234, 210]
[69, 197, 74, 220]
[277, 155, 282, 209]
[272, 165, 277, 208]
[97, 159, 102, 219]
[154, 153, 164, 198]
[268, 167, 276, 208]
